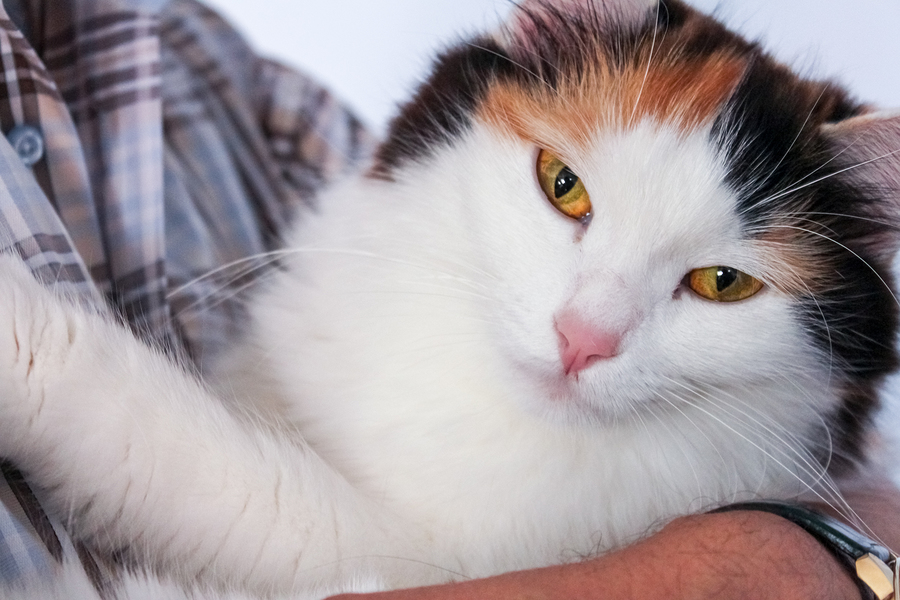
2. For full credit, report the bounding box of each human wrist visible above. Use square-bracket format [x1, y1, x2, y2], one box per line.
[656, 511, 863, 600]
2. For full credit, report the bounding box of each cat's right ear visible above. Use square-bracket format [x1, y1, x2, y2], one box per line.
[822, 111, 900, 258]
[823, 111, 900, 192]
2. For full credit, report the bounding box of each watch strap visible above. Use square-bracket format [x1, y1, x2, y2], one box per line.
[713, 501, 898, 600]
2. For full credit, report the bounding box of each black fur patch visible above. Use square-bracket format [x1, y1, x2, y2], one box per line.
[711, 55, 895, 469]
[371, 39, 515, 179]
[656, 0, 686, 30]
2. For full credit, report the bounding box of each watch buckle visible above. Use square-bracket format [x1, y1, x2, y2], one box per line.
[856, 553, 896, 600]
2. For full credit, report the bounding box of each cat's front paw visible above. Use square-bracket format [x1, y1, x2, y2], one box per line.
[0, 254, 85, 458]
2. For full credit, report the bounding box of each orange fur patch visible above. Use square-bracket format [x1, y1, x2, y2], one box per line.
[478, 48, 747, 154]
[753, 239, 830, 296]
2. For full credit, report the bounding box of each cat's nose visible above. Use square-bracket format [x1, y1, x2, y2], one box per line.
[555, 314, 623, 375]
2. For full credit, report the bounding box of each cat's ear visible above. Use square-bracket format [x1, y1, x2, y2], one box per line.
[822, 111, 900, 258]
[500, 0, 659, 46]
[823, 112, 900, 196]
[514, 0, 658, 16]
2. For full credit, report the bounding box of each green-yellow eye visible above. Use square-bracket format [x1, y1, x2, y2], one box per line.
[688, 266, 764, 302]
[536, 149, 592, 221]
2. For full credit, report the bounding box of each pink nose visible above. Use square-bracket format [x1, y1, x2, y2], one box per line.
[555, 314, 623, 375]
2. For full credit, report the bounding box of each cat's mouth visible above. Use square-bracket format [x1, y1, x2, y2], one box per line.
[523, 360, 648, 426]
[514, 351, 713, 428]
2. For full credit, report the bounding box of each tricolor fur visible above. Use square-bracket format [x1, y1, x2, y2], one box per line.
[373, 0, 898, 466]
[1, 1, 900, 599]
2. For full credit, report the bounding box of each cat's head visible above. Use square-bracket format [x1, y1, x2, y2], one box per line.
[367, 0, 900, 472]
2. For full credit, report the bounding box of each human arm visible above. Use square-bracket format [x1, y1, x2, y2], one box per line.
[330, 473, 900, 600]
[328, 510, 859, 600]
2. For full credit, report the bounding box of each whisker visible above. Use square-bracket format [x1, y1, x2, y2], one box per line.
[637, 400, 705, 513]
[465, 40, 551, 92]
[168, 244, 502, 321]
[166, 250, 290, 300]
[737, 86, 828, 205]
[768, 86, 827, 183]
[758, 256, 835, 386]
[779, 123, 900, 197]
[661, 377, 884, 540]
[744, 148, 900, 215]
[762, 224, 900, 308]
[663, 378, 827, 488]
[173, 267, 280, 322]
[705, 387, 878, 537]
[649, 390, 725, 504]
[783, 211, 898, 230]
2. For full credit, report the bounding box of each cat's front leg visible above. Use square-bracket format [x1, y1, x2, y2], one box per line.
[0, 255, 442, 596]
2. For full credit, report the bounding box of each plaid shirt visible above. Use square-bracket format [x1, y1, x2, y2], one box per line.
[0, 0, 373, 585]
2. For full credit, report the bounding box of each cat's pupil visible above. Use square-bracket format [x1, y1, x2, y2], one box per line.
[716, 267, 738, 292]
[555, 167, 579, 198]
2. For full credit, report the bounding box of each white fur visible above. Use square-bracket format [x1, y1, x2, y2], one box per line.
[0, 119, 849, 599]
[0, 560, 383, 600]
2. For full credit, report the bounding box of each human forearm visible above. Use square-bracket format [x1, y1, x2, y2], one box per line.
[328, 510, 860, 600]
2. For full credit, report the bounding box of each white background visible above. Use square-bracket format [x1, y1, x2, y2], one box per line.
[202, 0, 900, 134]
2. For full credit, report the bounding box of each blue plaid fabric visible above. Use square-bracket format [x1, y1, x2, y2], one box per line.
[0, 0, 374, 585]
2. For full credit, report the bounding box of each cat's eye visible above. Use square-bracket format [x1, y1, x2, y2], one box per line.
[687, 266, 764, 303]
[536, 150, 592, 222]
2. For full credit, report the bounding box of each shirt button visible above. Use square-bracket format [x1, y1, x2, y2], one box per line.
[7, 125, 44, 167]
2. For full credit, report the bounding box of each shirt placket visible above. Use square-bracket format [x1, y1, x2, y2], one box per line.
[0, 5, 107, 289]
[33, 1, 173, 345]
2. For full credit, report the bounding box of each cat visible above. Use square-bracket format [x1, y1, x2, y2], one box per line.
[1, 0, 900, 598]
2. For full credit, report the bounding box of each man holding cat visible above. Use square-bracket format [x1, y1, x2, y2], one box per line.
[0, 0, 895, 598]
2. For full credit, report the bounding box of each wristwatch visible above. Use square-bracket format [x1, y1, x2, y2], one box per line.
[714, 502, 899, 600]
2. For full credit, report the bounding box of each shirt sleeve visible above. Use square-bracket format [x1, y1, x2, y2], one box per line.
[157, 0, 376, 363]
[0, 0, 375, 588]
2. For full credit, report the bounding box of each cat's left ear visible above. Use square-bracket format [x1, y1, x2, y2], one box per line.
[822, 111, 900, 258]
[501, 0, 658, 46]
[514, 0, 658, 15]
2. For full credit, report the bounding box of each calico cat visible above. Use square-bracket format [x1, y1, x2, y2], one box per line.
[1, 0, 900, 597]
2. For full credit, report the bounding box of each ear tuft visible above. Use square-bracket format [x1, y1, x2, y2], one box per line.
[822, 111, 900, 259]
[499, 0, 659, 48]
[823, 112, 900, 193]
